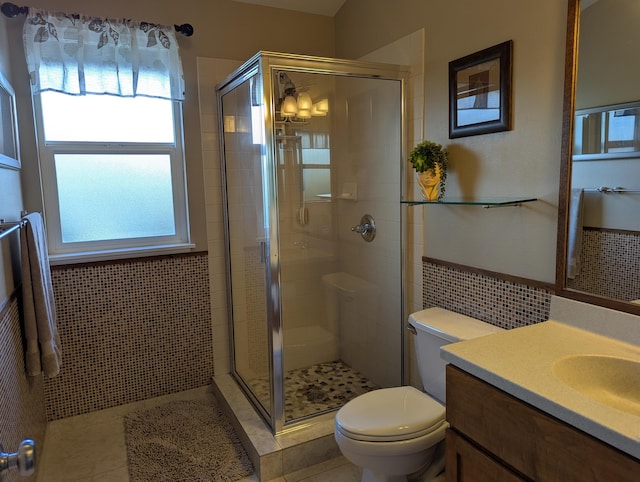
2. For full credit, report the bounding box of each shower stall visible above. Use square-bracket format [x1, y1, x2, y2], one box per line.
[216, 52, 408, 433]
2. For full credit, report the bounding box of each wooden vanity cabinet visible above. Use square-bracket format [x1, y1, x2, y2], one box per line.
[445, 365, 640, 482]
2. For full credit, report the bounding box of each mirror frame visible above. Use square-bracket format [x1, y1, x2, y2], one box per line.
[556, 0, 640, 316]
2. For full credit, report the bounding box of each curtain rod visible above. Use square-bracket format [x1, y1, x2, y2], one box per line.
[0, 2, 194, 36]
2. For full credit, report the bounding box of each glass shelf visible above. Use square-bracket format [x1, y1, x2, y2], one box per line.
[401, 197, 538, 208]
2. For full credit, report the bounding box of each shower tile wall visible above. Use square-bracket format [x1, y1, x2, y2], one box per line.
[44, 254, 212, 420]
[422, 260, 553, 330]
[197, 37, 426, 383]
[197, 57, 243, 377]
[360, 29, 425, 316]
[567, 228, 640, 301]
[0, 296, 47, 482]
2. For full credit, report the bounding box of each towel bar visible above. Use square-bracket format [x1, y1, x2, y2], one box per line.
[0, 219, 27, 241]
[583, 186, 640, 193]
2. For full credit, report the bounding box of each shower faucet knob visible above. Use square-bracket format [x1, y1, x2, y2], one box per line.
[351, 224, 368, 233]
[351, 214, 376, 242]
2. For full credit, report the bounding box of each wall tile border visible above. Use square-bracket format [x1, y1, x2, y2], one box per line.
[423, 257, 554, 329]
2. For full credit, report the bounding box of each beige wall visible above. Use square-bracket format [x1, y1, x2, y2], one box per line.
[576, 0, 639, 109]
[3, 0, 572, 287]
[336, 0, 569, 283]
[5, 0, 335, 253]
[0, 16, 46, 471]
[0, 14, 23, 305]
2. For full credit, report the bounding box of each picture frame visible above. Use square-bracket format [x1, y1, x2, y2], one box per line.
[0, 71, 20, 170]
[449, 40, 512, 139]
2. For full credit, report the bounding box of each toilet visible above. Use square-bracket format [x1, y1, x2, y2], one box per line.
[334, 308, 504, 482]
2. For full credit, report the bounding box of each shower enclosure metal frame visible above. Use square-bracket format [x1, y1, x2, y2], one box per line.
[216, 51, 409, 434]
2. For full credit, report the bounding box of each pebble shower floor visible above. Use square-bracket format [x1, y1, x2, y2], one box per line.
[250, 360, 378, 421]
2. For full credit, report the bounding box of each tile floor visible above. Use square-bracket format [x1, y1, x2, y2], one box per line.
[36, 386, 361, 482]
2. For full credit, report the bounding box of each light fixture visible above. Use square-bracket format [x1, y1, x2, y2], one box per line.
[277, 72, 326, 121]
[281, 95, 298, 118]
[311, 103, 327, 117]
[297, 91, 313, 111]
[279, 72, 298, 119]
[315, 98, 329, 113]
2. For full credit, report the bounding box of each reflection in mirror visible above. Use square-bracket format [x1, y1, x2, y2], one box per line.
[574, 102, 640, 160]
[0, 72, 20, 169]
[273, 70, 335, 240]
[558, 0, 640, 315]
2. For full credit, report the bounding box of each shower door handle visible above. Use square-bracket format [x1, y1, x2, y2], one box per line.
[0, 439, 36, 480]
[259, 241, 267, 264]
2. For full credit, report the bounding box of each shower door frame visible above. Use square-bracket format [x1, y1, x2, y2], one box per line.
[217, 51, 410, 434]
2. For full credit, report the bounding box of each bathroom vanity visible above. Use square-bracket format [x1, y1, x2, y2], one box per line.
[441, 297, 640, 481]
[445, 366, 639, 481]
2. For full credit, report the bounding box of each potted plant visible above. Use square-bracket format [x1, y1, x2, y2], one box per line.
[408, 140, 448, 201]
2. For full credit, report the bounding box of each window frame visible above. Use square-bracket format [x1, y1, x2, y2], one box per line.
[32, 93, 192, 263]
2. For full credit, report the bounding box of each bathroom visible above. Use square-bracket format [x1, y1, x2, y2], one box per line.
[1, 0, 639, 480]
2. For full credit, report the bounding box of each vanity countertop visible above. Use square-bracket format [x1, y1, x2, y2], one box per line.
[440, 319, 640, 460]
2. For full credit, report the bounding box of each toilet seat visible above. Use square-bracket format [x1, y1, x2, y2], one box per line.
[335, 386, 445, 442]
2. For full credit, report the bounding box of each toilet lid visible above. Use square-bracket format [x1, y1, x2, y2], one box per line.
[335, 386, 446, 442]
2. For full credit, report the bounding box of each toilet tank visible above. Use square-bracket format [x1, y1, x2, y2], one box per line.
[409, 308, 504, 404]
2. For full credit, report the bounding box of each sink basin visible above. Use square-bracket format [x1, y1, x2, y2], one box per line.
[552, 355, 640, 416]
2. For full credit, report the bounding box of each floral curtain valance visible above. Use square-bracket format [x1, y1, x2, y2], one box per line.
[23, 9, 185, 101]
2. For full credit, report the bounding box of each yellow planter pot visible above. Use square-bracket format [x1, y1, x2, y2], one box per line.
[416, 167, 441, 201]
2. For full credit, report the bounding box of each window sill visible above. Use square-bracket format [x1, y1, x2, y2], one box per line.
[48, 243, 197, 266]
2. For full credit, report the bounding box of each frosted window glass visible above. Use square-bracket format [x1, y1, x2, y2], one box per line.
[55, 154, 176, 243]
[303, 169, 331, 201]
[302, 148, 330, 165]
[41, 92, 175, 143]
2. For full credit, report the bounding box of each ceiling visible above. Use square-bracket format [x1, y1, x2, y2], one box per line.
[235, 0, 595, 16]
[231, 0, 347, 16]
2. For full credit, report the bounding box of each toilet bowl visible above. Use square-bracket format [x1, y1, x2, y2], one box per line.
[335, 386, 447, 482]
[334, 308, 504, 482]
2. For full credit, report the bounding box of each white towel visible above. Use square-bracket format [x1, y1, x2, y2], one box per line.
[566, 188, 584, 280]
[20, 212, 62, 377]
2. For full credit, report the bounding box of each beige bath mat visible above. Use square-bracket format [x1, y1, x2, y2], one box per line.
[124, 398, 253, 481]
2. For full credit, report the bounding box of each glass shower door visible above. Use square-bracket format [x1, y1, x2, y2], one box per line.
[218, 52, 407, 434]
[273, 69, 404, 425]
[219, 71, 272, 419]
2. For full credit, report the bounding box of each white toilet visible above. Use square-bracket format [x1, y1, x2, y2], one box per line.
[334, 308, 504, 482]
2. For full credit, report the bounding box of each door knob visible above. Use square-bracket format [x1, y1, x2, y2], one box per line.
[0, 439, 36, 481]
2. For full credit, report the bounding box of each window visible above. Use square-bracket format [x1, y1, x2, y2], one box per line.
[34, 91, 190, 261]
[297, 131, 332, 202]
[22, 8, 189, 262]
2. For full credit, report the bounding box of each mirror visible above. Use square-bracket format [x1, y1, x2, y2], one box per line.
[0, 71, 20, 170]
[557, 0, 640, 315]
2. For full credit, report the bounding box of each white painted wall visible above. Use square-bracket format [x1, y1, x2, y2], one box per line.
[336, 0, 569, 283]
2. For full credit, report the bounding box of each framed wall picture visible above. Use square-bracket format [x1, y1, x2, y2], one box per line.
[0, 72, 20, 169]
[449, 40, 513, 139]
